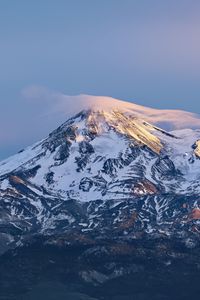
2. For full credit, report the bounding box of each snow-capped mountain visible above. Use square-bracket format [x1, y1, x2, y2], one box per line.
[0, 98, 200, 254]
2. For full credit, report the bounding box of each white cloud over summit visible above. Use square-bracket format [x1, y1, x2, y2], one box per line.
[22, 85, 200, 131]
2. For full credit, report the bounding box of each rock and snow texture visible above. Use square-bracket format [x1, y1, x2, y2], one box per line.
[0, 106, 200, 202]
[0, 99, 200, 253]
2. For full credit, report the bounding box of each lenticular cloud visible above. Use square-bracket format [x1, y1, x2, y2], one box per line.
[22, 86, 200, 131]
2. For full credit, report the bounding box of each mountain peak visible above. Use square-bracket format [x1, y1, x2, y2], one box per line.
[1, 99, 200, 254]
[50, 108, 164, 156]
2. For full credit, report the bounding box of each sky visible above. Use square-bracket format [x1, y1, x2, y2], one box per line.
[0, 0, 200, 159]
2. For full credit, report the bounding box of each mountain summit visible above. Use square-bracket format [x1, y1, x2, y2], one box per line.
[0, 101, 200, 254]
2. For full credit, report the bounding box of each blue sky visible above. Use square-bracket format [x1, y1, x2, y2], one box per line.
[0, 0, 200, 159]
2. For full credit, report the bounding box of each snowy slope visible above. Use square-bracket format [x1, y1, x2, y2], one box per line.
[0, 100, 200, 254]
[0, 107, 200, 203]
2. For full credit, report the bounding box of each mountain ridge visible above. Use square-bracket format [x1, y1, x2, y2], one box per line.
[0, 102, 200, 255]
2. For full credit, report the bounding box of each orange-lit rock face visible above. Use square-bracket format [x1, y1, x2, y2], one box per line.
[190, 208, 200, 220]
[193, 140, 200, 158]
[102, 111, 163, 154]
[86, 110, 163, 154]
[9, 175, 25, 185]
[133, 180, 158, 195]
